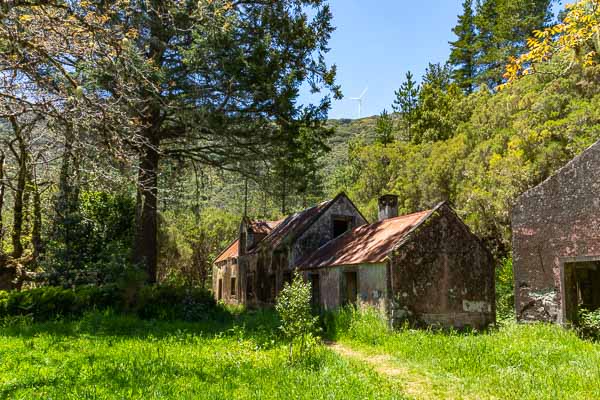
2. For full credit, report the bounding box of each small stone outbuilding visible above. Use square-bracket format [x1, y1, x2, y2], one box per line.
[513, 141, 600, 324]
[299, 198, 495, 329]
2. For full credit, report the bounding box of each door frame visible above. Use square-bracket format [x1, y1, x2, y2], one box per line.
[559, 255, 600, 325]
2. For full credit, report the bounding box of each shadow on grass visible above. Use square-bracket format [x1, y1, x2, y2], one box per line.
[0, 307, 282, 342]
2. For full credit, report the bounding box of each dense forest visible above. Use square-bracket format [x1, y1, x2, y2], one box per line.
[0, 0, 599, 292]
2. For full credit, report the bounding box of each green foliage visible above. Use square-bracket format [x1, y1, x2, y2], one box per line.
[42, 190, 136, 285]
[577, 309, 600, 340]
[374, 109, 394, 145]
[0, 284, 218, 322]
[412, 63, 467, 143]
[473, 0, 553, 87]
[158, 207, 238, 287]
[496, 257, 515, 322]
[275, 272, 319, 363]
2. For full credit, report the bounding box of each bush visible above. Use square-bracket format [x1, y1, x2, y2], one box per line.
[577, 308, 600, 340]
[0, 284, 218, 322]
[275, 272, 319, 363]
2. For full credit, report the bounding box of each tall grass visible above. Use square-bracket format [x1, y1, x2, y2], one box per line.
[0, 310, 407, 399]
[332, 306, 600, 399]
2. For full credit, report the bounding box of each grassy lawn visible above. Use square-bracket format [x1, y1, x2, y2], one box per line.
[330, 309, 600, 400]
[2, 309, 600, 399]
[0, 311, 405, 400]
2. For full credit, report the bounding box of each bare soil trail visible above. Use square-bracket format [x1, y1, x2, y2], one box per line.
[326, 341, 494, 400]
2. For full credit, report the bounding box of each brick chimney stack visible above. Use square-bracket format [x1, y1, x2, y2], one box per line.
[378, 194, 399, 221]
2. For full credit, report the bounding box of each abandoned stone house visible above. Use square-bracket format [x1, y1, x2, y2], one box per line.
[513, 140, 600, 324]
[212, 193, 367, 306]
[213, 193, 495, 329]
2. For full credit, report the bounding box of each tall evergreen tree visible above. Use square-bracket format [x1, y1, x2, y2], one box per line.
[449, 0, 476, 93]
[392, 71, 420, 141]
[474, 0, 554, 88]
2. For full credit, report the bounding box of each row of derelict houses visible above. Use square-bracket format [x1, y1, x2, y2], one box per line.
[213, 140, 600, 329]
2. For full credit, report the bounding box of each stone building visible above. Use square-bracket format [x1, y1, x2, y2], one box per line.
[513, 141, 600, 324]
[299, 198, 495, 329]
[212, 193, 367, 306]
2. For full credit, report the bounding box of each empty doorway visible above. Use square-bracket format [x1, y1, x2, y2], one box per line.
[343, 271, 358, 306]
[562, 259, 600, 323]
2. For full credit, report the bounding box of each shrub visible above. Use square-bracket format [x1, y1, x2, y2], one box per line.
[0, 284, 218, 322]
[577, 308, 600, 340]
[275, 272, 319, 363]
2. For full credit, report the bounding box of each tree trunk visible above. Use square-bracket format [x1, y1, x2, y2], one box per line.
[31, 170, 42, 260]
[0, 151, 5, 248]
[11, 125, 27, 259]
[54, 127, 79, 264]
[133, 136, 160, 283]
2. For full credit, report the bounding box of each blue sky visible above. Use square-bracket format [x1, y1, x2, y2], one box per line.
[300, 0, 564, 120]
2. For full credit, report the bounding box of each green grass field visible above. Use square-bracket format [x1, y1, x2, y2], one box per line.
[0, 310, 405, 400]
[1, 309, 599, 399]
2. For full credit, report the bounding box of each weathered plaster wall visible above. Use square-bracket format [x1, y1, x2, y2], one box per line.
[391, 205, 495, 329]
[306, 263, 388, 312]
[512, 141, 600, 323]
[212, 259, 241, 305]
[291, 196, 367, 266]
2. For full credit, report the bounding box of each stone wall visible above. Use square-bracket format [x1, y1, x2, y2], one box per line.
[512, 141, 600, 323]
[291, 196, 367, 266]
[390, 205, 495, 329]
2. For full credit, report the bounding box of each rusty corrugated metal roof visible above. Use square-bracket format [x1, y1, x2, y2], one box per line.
[298, 209, 433, 269]
[214, 239, 239, 263]
[249, 219, 283, 235]
[255, 199, 334, 251]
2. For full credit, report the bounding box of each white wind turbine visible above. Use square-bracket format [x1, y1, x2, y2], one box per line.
[350, 86, 368, 118]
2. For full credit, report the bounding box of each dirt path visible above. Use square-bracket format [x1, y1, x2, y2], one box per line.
[326, 341, 488, 400]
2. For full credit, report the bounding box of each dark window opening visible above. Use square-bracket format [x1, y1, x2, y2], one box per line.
[333, 217, 352, 238]
[218, 279, 223, 300]
[563, 260, 600, 323]
[232, 258, 237, 265]
[230, 277, 237, 296]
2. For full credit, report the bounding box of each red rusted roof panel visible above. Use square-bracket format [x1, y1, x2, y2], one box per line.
[215, 239, 239, 263]
[298, 210, 432, 269]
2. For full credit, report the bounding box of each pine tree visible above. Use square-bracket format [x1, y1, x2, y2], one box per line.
[449, 0, 476, 93]
[392, 71, 420, 141]
[375, 109, 394, 145]
[474, 0, 553, 88]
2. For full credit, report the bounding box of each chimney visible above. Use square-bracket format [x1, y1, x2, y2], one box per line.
[378, 194, 399, 221]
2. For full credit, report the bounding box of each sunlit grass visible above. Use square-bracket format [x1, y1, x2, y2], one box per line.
[0, 311, 406, 400]
[330, 307, 600, 399]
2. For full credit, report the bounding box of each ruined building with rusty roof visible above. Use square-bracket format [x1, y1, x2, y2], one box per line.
[213, 193, 495, 329]
[513, 140, 600, 324]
